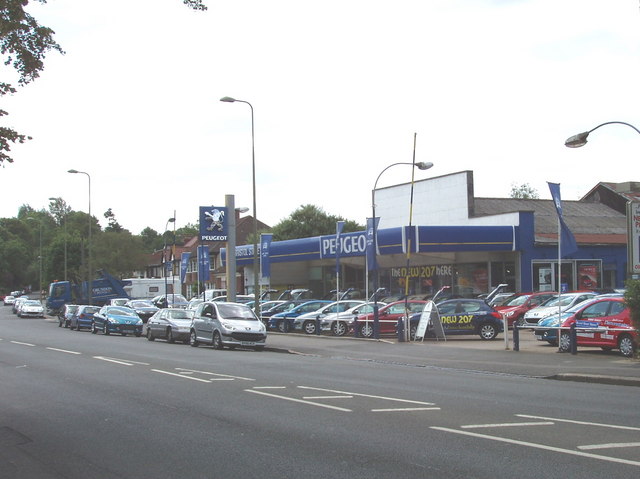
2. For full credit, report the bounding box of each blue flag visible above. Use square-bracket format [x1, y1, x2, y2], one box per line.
[180, 252, 191, 284]
[335, 221, 345, 274]
[197, 245, 210, 282]
[261, 233, 273, 279]
[548, 182, 578, 257]
[366, 217, 379, 271]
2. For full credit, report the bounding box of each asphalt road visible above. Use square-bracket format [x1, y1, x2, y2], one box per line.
[1, 307, 640, 478]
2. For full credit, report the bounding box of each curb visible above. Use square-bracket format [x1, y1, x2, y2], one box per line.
[548, 373, 640, 388]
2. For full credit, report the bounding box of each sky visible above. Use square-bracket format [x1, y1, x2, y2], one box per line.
[1, 0, 639, 235]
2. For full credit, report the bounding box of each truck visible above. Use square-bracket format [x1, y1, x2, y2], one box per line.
[46, 269, 129, 315]
[122, 277, 181, 300]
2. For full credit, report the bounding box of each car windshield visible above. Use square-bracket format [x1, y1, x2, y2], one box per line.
[83, 306, 101, 314]
[504, 295, 530, 306]
[130, 300, 154, 308]
[542, 295, 576, 307]
[167, 295, 188, 304]
[110, 307, 139, 316]
[565, 298, 598, 313]
[217, 303, 258, 321]
[24, 300, 41, 305]
[167, 310, 191, 320]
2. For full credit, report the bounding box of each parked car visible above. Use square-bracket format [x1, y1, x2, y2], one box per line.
[146, 308, 193, 344]
[70, 305, 101, 331]
[259, 300, 306, 326]
[17, 299, 45, 318]
[268, 300, 333, 332]
[125, 299, 159, 323]
[522, 292, 597, 325]
[187, 298, 204, 311]
[409, 298, 503, 340]
[356, 300, 427, 338]
[320, 302, 387, 336]
[534, 297, 637, 357]
[495, 292, 558, 327]
[58, 304, 79, 328]
[291, 300, 365, 334]
[190, 301, 267, 351]
[3, 295, 15, 306]
[92, 305, 143, 336]
[151, 294, 189, 309]
[12, 296, 30, 314]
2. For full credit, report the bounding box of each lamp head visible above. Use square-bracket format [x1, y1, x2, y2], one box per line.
[565, 131, 589, 148]
[220, 96, 236, 103]
[168, 217, 176, 223]
[68, 169, 79, 174]
[415, 162, 434, 170]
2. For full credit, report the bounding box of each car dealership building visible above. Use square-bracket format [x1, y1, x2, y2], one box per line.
[227, 171, 634, 298]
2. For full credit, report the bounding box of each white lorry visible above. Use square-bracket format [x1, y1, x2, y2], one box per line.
[122, 278, 181, 300]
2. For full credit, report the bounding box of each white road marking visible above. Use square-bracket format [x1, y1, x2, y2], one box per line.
[296, 386, 436, 406]
[246, 389, 352, 412]
[152, 369, 213, 383]
[303, 395, 353, 400]
[431, 427, 640, 467]
[46, 347, 81, 355]
[578, 443, 640, 451]
[175, 368, 254, 381]
[372, 407, 441, 412]
[517, 414, 640, 432]
[93, 356, 134, 366]
[462, 422, 554, 429]
[253, 386, 286, 389]
[10, 341, 35, 347]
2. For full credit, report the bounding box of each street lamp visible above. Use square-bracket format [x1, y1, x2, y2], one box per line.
[220, 96, 260, 315]
[49, 197, 67, 281]
[564, 121, 640, 148]
[68, 169, 91, 304]
[371, 161, 434, 339]
[27, 217, 43, 300]
[163, 216, 176, 306]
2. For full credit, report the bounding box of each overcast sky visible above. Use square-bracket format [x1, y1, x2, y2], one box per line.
[2, 0, 639, 235]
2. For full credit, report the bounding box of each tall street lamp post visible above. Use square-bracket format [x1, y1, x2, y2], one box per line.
[565, 121, 640, 279]
[371, 161, 433, 339]
[49, 197, 67, 281]
[220, 96, 260, 315]
[163, 216, 176, 306]
[68, 169, 92, 304]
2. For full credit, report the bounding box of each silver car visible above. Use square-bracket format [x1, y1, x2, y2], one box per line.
[146, 308, 193, 344]
[190, 301, 267, 351]
[292, 300, 366, 335]
[320, 302, 386, 336]
[17, 299, 45, 318]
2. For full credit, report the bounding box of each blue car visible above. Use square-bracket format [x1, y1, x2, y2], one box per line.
[409, 299, 503, 340]
[92, 305, 143, 336]
[269, 300, 332, 332]
[70, 305, 101, 331]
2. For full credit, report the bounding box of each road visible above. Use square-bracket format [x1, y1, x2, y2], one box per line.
[1, 307, 639, 478]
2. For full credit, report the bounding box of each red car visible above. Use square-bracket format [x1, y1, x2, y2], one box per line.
[535, 297, 637, 358]
[355, 300, 426, 337]
[495, 292, 557, 327]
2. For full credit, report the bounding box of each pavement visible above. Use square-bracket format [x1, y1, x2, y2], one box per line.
[264, 330, 640, 388]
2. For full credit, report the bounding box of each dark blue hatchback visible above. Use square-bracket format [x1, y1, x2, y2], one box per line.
[409, 299, 503, 340]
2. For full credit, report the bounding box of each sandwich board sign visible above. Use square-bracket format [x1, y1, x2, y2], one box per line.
[415, 301, 446, 341]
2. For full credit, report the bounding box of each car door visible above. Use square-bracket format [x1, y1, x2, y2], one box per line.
[195, 302, 216, 341]
[575, 300, 613, 346]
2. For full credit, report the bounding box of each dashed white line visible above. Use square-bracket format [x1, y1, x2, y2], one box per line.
[175, 368, 254, 381]
[372, 407, 440, 412]
[303, 395, 353, 400]
[517, 414, 640, 432]
[93, 356, 134, 366]
[461, 421, 554, 429]
[152, 369, 213, 383]
[46, 347, 81, 355]
[10, 341, 35, 347]
[578, 442, 640, 451]
[297, 386, 436, 406]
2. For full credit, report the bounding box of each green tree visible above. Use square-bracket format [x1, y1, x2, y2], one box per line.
[0, 0, 206, 165]
[103, 208, 126, 233]
[270, 205, 364, 241]
[510, 183, 539, 199]
[92, 231, 147, 278]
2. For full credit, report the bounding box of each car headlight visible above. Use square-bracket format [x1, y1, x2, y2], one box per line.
[506, 311, 514, 317]
[221, 321, 235, 330]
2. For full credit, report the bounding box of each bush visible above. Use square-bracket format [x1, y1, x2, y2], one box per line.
[623, 279, 640, 358]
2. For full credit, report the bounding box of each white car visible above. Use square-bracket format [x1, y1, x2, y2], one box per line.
[522, 292, 597, 325]
[292, 300, 366, 335]
[3, 295, 16, 306]
[17, 299, 45, 318]
[320, 302, 387, 336]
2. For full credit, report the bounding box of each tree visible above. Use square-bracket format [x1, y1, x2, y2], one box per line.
[270, 205, 364, 241]
[510, 183, 539, 199]
[103, 208, 125, 233]
[0, 0, 206, 165]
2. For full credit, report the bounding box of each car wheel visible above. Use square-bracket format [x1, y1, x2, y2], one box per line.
[331, 321, 347, 336]
[409, 324, 418, 341]
[618, 334, 635, 358]
[103, 323, 110, 335]
[166, 327, 175, 344]
[146, 328, 155, 341]
[70, 322, 76, 330]
[558, 332, 570, 353]
[91, 322, 97, 334]
[303, 320, 316, 335]
[277, 320, 287, 333]
[189, 330, 199, 347]
[359, 322, 374, 338]
[479, 322, 498, 340]
[58, 319, 62, 328]
[64, 320, 70, 328]
[212, 331, 224, 350]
